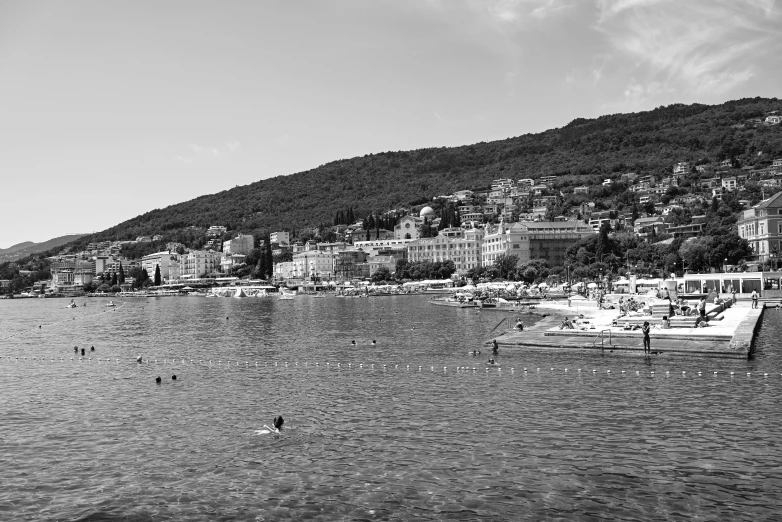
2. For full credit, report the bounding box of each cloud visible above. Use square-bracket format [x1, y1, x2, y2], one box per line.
[478, 0, 573, 22]
[594, 0, 781, 98]
[175, 156, 193, 164]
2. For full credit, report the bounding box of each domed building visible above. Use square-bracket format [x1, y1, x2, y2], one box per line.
[419, 206, 435, 218]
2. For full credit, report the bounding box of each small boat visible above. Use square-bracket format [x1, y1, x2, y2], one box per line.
[278, 289, 296, 300]
[66, 300, 77, 309]
[106, 301, 116, 307]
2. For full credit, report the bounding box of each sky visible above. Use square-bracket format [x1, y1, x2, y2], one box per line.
[1, 0, 780, 248]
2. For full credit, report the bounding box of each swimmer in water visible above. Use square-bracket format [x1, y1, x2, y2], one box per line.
[261, 415, 285, 434]
[469, 350, 481, 356]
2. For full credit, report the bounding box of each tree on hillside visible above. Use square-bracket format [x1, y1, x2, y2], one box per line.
[110, 272, 118, 286]
[154, 265, 161, 286]
[118, 263, 125, 285]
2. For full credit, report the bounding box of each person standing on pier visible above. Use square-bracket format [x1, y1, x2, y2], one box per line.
[641, 321, 651, 354]
[751, 289, 759, 309]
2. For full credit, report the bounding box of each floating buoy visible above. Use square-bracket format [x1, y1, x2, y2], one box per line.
[607, 370, 611, 373]
[621, 370, 625, 374]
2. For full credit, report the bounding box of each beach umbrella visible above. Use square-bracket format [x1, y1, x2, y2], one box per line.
[587, 282, 598, 289]
[505, 284, 516, 292]
[538, 282, 548, 288]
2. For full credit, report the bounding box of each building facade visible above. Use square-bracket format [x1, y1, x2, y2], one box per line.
[142, 251, 179, 283]
[180, 250, 221, 279]
[407, 227, 484, 275]
[482, 221, 593, 268]
[222, 234, 254, 255]
[737, 191, 782, 259]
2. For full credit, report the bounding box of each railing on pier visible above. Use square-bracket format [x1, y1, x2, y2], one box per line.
[592, 329, 612, 350]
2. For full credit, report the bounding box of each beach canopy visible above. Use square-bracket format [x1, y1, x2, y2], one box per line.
[571, 282, 583, 288]
[538, 282, 548, 288]
[505, 284, 516, 292]
[587, 282, 598, 288]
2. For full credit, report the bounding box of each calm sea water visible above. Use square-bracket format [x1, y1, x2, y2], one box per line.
[1, 295, 781, 521]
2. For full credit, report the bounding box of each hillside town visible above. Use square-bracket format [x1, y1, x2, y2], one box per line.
[3, 149, 782, 297]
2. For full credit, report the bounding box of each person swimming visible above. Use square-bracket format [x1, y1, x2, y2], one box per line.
[259, 415, 285, 434]
[469, 350, 481, 356]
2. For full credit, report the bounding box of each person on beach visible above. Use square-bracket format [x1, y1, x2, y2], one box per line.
[492, 339, 499, 355]
[641, 321, 651, 354]
[698, 297, 707, 319]
[751, 290, 759, 309]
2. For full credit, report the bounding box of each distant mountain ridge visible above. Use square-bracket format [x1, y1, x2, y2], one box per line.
[0, 234, 88, 262]
[15, 97, 782, 258]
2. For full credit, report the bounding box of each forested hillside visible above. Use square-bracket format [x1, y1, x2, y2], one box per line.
[16, 98, 782, 259]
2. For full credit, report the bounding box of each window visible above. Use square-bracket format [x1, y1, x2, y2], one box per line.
[761, 223, 765, 235]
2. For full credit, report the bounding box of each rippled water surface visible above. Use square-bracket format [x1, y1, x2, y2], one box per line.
[1, 295, 781, 521]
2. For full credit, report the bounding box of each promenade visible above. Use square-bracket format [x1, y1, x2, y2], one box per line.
[492, 299, 766, 359]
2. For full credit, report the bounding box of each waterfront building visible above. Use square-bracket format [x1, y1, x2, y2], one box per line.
[737, 191, 782, 260]
[333, 250, 369, 281]
[368, 255, 396, 276]
[481, 220, 593, 268]
[142, 251, 178, 283]
[222, 234, 254, 255]
[221, 253, 246, 273]
[288, 251, 337, 280]
[180, 250, 221, 279]
[407, 227, 484, 275]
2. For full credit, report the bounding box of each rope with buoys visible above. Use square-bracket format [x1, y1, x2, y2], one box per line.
[1, 355, 778, 381]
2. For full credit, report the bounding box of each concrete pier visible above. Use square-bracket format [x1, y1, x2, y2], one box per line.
[492, 300, 765, 359]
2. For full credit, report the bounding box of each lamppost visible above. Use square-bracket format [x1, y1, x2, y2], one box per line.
[724, 257, 728, 273]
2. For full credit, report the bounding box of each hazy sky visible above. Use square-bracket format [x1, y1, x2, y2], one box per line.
[1, 0, 780, 248]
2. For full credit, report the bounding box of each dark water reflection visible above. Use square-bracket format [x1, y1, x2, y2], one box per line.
[1, 296, 780, 520]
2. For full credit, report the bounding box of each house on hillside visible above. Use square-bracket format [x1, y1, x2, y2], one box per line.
[573, 186, 590, 195]
[765, 115, 781, 125]
[633, 216, 666, 237]
[673, 162, 689, 175]
[722, 177, 738, 191]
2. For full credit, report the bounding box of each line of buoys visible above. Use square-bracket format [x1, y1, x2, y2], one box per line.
[2, 356, 779, 381]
